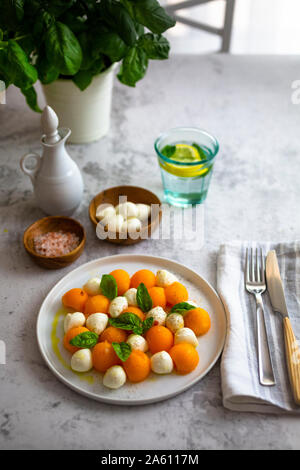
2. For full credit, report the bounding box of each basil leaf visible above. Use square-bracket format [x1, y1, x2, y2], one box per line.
[131, 0, 176, 35]
[161, 145, 175, 158]
[117, 45, 148, 87]
[21, 86, 41, 112]
[138, 33, 170, 60]
[136, 283, 153, 313]
[109, 313, 143, 334]
[70, 331, 98, 349]
[192, 143, 207, 160]
[98, 0, 137, 46]
[7, 40, 37, 89]
[142, 316, 153, 333]
[37, 52, 60, 85]
[72, 69, 93, 90]
[112, 341, 132, 362]
[170, 302, 196, 315]
[100, 274, 118, 300]
[92, 31, 128, 63]
[45, 21, 82, 75]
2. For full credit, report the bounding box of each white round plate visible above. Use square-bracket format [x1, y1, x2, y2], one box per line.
[37, 254, 226, 405]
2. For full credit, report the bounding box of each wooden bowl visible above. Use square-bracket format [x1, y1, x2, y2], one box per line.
[89, 185, 162, 245]
[23, 216, 86, 269]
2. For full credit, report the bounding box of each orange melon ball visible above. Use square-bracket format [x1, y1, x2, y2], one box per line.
[145, 325, 173, 354]
[92, 341, 120, 373]
[109, 269, 130, 295]
[164, 282, 188, 306]
[122, 306, 145, 322]
[84, 295, 110, 317]
[184, 308, 211, 336]
[123, 350, 151, 383]
[148, 286, 167, 309]
[62, 288, 88, 313]
[99, 326, 128, 344]
[169, 343, 199, 374]
[63, 326, 89, 354]
[130, 269, 156, 289]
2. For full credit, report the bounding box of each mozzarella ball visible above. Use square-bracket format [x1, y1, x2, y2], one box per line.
[121, 217, 142, 233]
[96, 204, 116, 221]
[86, 313, 108, 335]
[105, 214, 124, 232]
[116, 202, 138, 219]
[151, 351, 173, 374]
[103, 365, 127, 389]
[109, 296, 128, 318]
[71, 349, 93, 372]
[174, 327, 198, 348]
[166, 313, 184, 333]
[64, 312, 86, 333]
[156, 269, 178, 287]
[83, 277, 101, 296]
[136, 203, 151, 221]
[124, 288, 138, 307]
[145, 306, 167, 326]
[126, 334, 148, 352]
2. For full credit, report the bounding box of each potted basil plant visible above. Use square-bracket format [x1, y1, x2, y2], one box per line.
[0, 0, 175, 143]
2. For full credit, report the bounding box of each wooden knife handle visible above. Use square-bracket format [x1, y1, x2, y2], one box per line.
[283, 317, 300, 405]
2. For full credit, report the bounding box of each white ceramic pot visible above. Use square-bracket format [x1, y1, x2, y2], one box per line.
[42, 65, 115, 144]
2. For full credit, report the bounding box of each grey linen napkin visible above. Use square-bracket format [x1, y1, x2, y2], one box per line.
[217, 241, 300, 413]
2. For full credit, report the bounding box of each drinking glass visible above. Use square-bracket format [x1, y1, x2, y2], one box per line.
[154, 127, 219, 206]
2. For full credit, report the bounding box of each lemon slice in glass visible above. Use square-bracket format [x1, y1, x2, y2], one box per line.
[161, 144, 210, 178]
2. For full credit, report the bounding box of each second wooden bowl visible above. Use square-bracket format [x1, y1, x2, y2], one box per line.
[89, 185, 162, 245]
[23, 216, 86, 269]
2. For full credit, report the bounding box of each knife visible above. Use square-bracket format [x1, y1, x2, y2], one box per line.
[266, 250, 300, 405]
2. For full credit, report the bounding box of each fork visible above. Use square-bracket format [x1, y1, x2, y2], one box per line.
[245, 247, 276, 386]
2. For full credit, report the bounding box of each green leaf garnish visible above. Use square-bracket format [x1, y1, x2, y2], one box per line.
[100, 274, 118, 300]
[161, 144, 176, 158]
[136, 283, 153, 312]
[109, 313, 143, 335]
[170, 302, 196, 316]
[142, 316, 154, 333]
[69, 331, 98, 349]
[192, 142, 207, 160]
[112, 342, 132, 362]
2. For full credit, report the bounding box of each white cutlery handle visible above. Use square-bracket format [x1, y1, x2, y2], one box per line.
[283, 317, 300, 405]
[256, 297, 276, 386]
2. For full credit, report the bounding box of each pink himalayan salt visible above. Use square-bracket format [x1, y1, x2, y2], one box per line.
[33, 230, 79, 257]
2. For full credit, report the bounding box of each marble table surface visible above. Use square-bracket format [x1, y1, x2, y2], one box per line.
[1, 55, 300, 450]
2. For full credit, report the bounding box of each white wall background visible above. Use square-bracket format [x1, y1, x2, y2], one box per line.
[163, 0, 300, 54]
